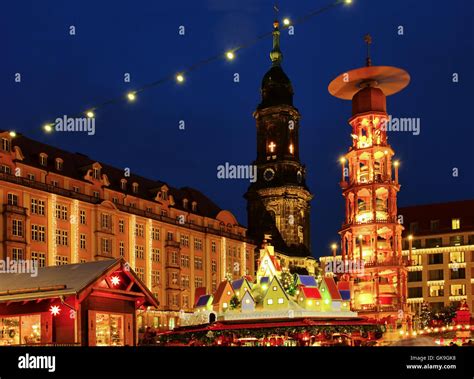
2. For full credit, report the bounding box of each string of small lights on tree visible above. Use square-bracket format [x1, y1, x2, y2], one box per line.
[6, 0, 353, 138]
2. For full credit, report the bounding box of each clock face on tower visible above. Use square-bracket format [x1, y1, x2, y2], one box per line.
[263, 168, 275, 181]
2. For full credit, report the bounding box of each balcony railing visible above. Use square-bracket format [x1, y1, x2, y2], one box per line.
[363, 257, 403, 268]
[3, 204, 27, 215]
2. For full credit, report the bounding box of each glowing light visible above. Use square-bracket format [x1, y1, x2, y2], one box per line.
[225, 51, 235, 60]
[111, 276, 120, 286]
[268, 142, 276, 153]
[339, 157, 346, 164]
[408, 235, 413, 241]
[307, 300, 313, 305]
[86, 110, 95, 118]
[43, 124, 54, 133]
[283, 18, 291, 26]
[176, 74, 185, 83]
[331, 243, 337, 250]
[127, 92, 136, 101]
[358, 235, 363, 240]
[345, 0, 353, 4]
[324, 299, 329, 305]
[50, 305, 61, 316]
[393, 160, 400, 167]
[9, 131, 16, 138]
[399, 330, 404, 336]
[316, 301, 320, 306]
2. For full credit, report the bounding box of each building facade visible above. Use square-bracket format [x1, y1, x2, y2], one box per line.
[400, 200, 474, 317]
[245, 21, 313, 260]
[0, 131, 255, 329]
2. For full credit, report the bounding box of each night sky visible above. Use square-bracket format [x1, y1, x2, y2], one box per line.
[3, 0, 473, 258]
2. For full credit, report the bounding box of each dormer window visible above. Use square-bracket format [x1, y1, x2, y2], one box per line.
[56, 158, 63, 171]
[183, 198, 188, 209]
[120, 179, 127, 190]
[289, 144, 294, 154]
[132, 182, 139, 194]
[162, 190, 168, 201]
[93, 167, 100, 179]
[191, 201, 197, 212]
[39, 153, 48, 167]
[1, 138, 10, 152]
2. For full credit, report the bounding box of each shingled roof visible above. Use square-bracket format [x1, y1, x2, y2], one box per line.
[7, 132, 225, 219]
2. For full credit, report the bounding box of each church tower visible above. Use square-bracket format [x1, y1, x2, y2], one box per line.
[245, 20, 313, 257]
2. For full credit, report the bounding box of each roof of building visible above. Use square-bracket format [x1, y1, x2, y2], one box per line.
[195, 294, 213, 307]
[6, 132, 231, 220]
[0, 259, 158, 307]
[399, 199, 474, 236]
[194, 287, 207, 306]
[339, 290, 351, 301]
[231, 278, 249, 291]
[322, 277, 342, 301]
[259, 277, 270, 285]
[301, 287, 321, 299]
[337, 281, 351, 291]
[297, 275, 317, 287]
[212, 281, 233, 305]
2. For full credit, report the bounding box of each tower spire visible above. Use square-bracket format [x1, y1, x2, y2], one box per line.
[270, 5, 283, 66]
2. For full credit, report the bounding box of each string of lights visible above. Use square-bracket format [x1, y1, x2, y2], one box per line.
[24, 0, 353, 135]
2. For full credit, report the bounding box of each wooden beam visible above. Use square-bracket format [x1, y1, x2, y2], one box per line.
[91, 287, 145, 297]
[126, 281, 134, 292]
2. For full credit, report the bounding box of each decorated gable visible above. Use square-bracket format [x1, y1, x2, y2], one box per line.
[262, 276, 289, 310]
[241, 291, 256, 312]
[212, 281, 234, 312]
[257, 249, 281, 281]
[297, 286, 322, 310]
[195, 294, 213, 310]
[232, 278, 252, 299]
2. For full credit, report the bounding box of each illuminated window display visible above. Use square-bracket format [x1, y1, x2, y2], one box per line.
[96, 313, 124, 346]
[0, 314, 40, 345]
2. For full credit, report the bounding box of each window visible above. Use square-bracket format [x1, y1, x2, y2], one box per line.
[101, 238, 111, 255]
[95, 313, 124, 346]
[194, 238, 203, 250]
[267, 299, 274, 305]
[7, 193, 18, 206]
[55, 255, 68, 266]
[31, 199, 45, 215]
[12, 219, 23, 237]
[55, 204, 68, 220]
[195, 277, 203, 288]
[0, 165, 11, 174]
[182, 199, 188, 209]
[408, 287, 423, 298]
[450, 251, 465, 263]
[132, 183, 139, 193]
[180, 234, 189, 247]
[101, 214, 111, 229]
[135, 267, 145, 282]
[211, 259, 217, 273]
[112, 197, 118, 203]
[135, 224, 144, 237]
[120, 179, 127, 190]
[73, 186, 80, 193]
[12, 248, 23, 260]
[408, 271, 422, 282]
[55, 159, 63, 171]
[152, 248, 160, 262]
[277, 298, 284, 304]
[428, 269, 443, 281]
[55, 230, 68, 246]
[93, 167, 100, 180]
[191, 202, 197, 212]
[428, 253, 443, 265]
[449, 235, 463, 246]
[161, 210, 167, 217]
[0, 315, 42, 345]
[409, 222, 419, 234]
[152, 228, 160, 240]
[450, 284, 466, 296]
[181, 275, 190, 288]
[170, 272, 179, 285]
[430, 220, 439, 231]
[180, 254, 189, 268]
[31, 252, 46, 268]
[426, 238, 442, 248]
[118, 219, 124, 233]
[452, 218, 461, 230]
[31, 225, 46, 242]
[80, 210, 86, 224]
[194, 257, 203, 270]
[146, 207, 152, 213]
[39, 154, 47, 166]
[167, 232, 174, 241]
[135, 246, 144, 259]
[51, 180, 58, 187]
[211, 241, 216, 253]
[212, 279, 217, 292]
[27, 173, 35, 181]
[93, 191, 99, 198]
[171, 251, 179, 265]
[80, 234, 86, 249]
[1, 138, 10, 151]
[152, 271, 160, 286]
[429, 285, 443, 297]
[183, 295, 189, 308]
[119, 241, 124, 257]
[450, 268, 466, 279]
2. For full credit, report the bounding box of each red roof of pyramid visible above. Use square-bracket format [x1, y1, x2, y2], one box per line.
[301, 287, 321, 299]
[323, 277, 342, 300]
